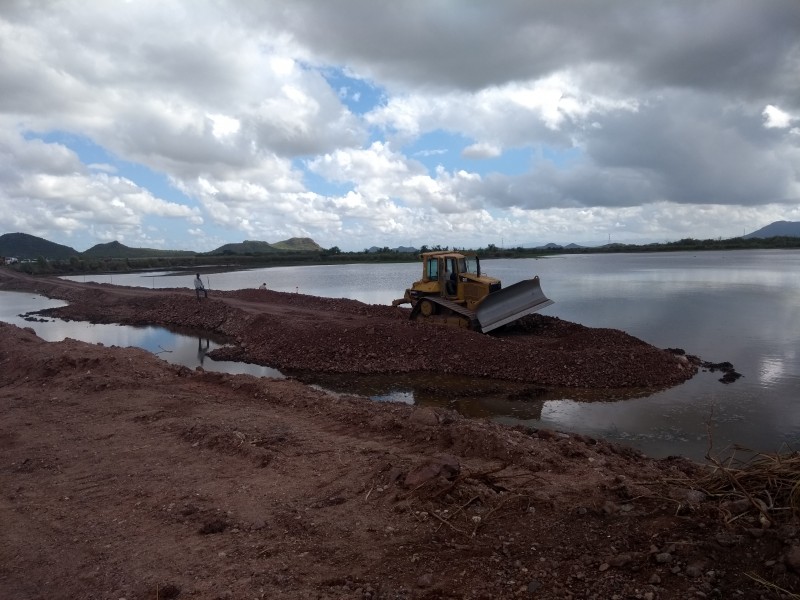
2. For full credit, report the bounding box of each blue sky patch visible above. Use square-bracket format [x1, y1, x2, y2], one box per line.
[321, 67, 384, 115]
[404, 130, 537, 178]
[23, 130, 194, 207]
[300, 160, 354, 197]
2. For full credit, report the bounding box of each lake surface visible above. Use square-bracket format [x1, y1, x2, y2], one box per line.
[10, 249, 800, 460]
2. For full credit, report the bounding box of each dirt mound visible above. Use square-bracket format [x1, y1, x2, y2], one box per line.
[0, 268, 696, 391]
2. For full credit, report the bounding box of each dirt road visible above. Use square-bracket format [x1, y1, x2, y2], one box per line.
[1, 269, 796, 599]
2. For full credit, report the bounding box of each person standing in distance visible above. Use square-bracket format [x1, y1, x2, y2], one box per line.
[194, 273, 208, 301]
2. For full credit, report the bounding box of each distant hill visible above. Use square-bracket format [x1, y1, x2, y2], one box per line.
[0, 232, 79, 260]
[743, 221, 800, 238]
[366, 245, 418, 253]
[269, 237, 323, 251]
[210, 240, 278, 255]
[1, 232, 324, 260]
[82, 241, 196, 259]
[528, 242, 585, 250]
[522, 242, 588, 250]
[209, 237, 322, 255]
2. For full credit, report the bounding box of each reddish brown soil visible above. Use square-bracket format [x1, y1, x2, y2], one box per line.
[1, 269, 798, 599]
[0, 269, 694, 390]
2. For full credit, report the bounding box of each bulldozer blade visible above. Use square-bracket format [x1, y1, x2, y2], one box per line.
[475, 276, 553, 333]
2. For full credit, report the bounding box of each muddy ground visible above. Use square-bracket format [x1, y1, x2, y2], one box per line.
[1, 269, 797, 599]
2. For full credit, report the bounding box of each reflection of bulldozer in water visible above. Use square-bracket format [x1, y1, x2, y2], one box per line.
[392, 251, 553, 333]
[295, 371, 549, 421]
[414, 379, 547, 420]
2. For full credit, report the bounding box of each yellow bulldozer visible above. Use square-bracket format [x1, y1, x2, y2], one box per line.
[392, 251, 553, 333]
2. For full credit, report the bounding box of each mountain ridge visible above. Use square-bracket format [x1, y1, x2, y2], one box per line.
[209, 237, 322, 255]
[0, 232, 79, 260]
[82, 240, 195, 259]
[0, 233, 324, 260]
[743, 220, 800, 239]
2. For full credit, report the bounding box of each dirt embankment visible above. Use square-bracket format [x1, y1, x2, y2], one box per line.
[0, 269, 695, 390]
[3, 269, 797, 599]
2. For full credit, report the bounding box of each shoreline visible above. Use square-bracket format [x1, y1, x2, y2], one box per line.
[0, 268, 697, 391]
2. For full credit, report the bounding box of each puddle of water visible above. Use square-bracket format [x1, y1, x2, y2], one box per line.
[0, 291, 283, 378]
[297, 371, 653, 420]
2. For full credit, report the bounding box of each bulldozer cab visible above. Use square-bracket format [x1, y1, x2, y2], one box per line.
[423, 252, 476, 298]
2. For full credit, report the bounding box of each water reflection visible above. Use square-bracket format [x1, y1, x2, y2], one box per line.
[759, 355, 786, 386]
[298, 371, 653, 422]
[197, 337, 210, 366]
[8, 248, 800, 461]
[0, 296, 790, 461]
[0, 291, 283, 379]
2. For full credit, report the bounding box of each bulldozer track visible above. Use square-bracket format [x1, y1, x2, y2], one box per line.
[409, 296, 480, 330]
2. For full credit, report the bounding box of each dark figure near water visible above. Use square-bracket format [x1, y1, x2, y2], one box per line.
[194, 273, 208, 301]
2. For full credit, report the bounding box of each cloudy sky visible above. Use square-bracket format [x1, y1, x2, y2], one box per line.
[1, 0, 799, 252]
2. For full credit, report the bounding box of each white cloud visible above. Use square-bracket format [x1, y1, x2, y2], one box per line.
[366, 74, 639, 160]
[0, 0, 798, 251]
[462, 143, 501, 159]
[87, 163, 118, 173]
[0, 129, 201, 245]
[308, 142, 486, 216]
[207, 114, 241, 139]
[763, 104, 794, 129]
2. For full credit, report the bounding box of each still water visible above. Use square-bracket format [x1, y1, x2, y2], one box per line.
[9, 249, 800, 460]
[0, 293, 284, 379]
